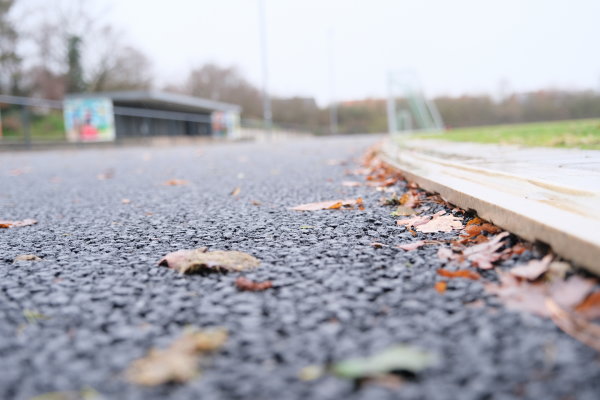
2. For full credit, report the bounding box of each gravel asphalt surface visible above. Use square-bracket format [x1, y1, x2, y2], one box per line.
[1, 136, 599, 400]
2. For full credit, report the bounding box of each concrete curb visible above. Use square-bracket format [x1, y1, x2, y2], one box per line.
[380, 137, 600, 275]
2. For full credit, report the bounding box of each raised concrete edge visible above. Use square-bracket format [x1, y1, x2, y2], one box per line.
[379, 138, 600, 276]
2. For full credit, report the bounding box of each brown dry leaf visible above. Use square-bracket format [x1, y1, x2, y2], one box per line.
[0, 219, 37, 228]
[435, 281, 447, 293]
[370, 242, 388, 249]
[13, 254, 42, 262]
[547, 261, 571, 281]
[485, 272, 595, 318]
[466, 217, 483, 226]
[437, 269, 481, 280]
[463, 232, 509, 269]
[163, 179, 189, 186]
[230, 187, 241, 197]
[397, 241, 426, 251]
[291, 198, 363, 211]
[400, 191, 420, 208]
[416, 212, 463, 233]
[546, 298, 600, 352]
[437, 247, 454, 261]
[235, 277, 273, 292]
[158, 248, 260, 274]
[552, 275, 596, 310]
[397, 215, 431, 229]
[510, 254, 553, 280]
[511, 243, 529, 255]
[390, 206, 415, 216]
[96, 169, 115, 180]
[342, 181, 362, 187]
[251, 200, 262, 206]
[575, 291, 600, 320]
[126, 328, 227, 386]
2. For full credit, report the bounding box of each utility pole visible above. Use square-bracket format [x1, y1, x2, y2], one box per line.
[386, 72, 397, 134]
[258, 0, 272, 136]
[328, 29, 338, 135]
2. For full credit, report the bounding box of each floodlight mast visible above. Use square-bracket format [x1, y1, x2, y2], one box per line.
[386, 73, 398, 134]
[258, 0, 272, 135]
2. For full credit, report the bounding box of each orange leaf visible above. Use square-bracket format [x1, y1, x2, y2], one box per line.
[292, 198, 363, 211]
[437, 269, 481, 280]
[466, 217, 483, 226]
[435, 281, 447, 293]
[575, 291, 600, 320]
[235, 277, 273, 292]
[163, 179, 189, 186]
[397, 241, 426, 251]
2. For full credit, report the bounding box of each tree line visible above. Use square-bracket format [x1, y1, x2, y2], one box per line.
[1, 0, 599, 135]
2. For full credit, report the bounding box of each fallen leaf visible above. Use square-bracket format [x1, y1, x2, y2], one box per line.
[0, 219, 37, 228]
[397, 241, 426, 251]
[484, 272, 595, 317]
[299, 225, 314, 229]
[510, 255, 553, 280]
[461, 223, 501, 240]
[400, 191, 420, 208]
[163, 179, 189, 186]
[158, 248, 260, 274]
[437, 269, 481, 280]
[416, 212, 463, 233]
[552, 275, 596, 310]
[463, 232, 509, 269]
[547, 261, 571, 281]
[575, 291, 600, 320]
[382, 193, 401, 206]
[466, 217, 483, 226]
[511, 243, 529, 255]
[14, 254, 42, 262]
[235, 277, 272, 292]
[23, 309, 49, 324]
[546, 298, 600, 352]
[29, 388, 98, 400]
[230, 187, 241, 197]
[332, 345, 437, 379]
[390, 206, 415, 216]
[435, 281, 447, 293]
[96, 169, 115, 180]
[397, 215, 431, 229]
[370, 242, 387, 248]
[121, 198, 131, 204]
[126, 328, 227, 386]
[298, 365, 325, 381]
[291, 198, 363, 211]
[342, 181, 362, 187]
[437, 247, 454, 261]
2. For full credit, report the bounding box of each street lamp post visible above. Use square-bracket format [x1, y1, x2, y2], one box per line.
[258, 0, 272, 136]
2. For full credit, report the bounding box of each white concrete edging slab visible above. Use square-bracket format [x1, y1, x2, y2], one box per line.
[380, 138, 600, 275]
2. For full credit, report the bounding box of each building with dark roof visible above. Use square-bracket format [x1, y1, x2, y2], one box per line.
[63, 91, 241, 142]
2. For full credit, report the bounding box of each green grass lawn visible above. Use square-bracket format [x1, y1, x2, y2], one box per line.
[416, 119, 600, 150]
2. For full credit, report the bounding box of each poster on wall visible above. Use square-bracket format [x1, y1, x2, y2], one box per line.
[211, 111, 240, 139]
[63, 97, 116, 142]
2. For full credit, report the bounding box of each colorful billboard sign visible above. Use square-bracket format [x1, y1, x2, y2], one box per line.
[63, 97, 115, 142]
[211, 111, 240, 139]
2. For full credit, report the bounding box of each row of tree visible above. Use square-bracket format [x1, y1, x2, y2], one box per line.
[1, 0, 599, 134]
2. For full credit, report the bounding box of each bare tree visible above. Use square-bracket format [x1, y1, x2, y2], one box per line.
[0, 0, 21, 94]
[176, 63, 262, 118]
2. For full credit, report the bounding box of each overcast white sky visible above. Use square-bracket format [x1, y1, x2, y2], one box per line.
[19, 0, 600, 104]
